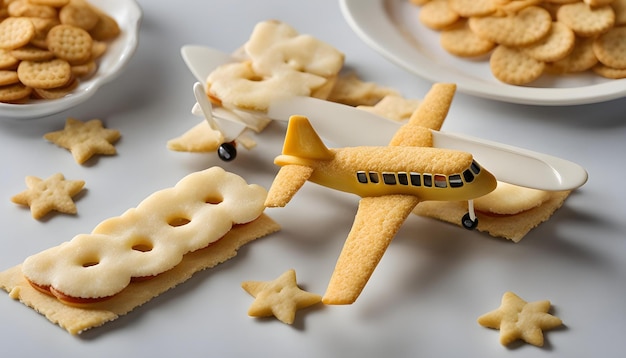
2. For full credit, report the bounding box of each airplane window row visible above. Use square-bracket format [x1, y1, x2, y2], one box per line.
[356, 161, 481, 189]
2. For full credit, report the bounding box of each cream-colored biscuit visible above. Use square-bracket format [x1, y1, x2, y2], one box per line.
[478, 291, 563, 347]
[242, 269, 321, 324]
[545, 36, 598, 73]
[43, 117, 121, 164]
[0, 69, 19, 86]
[46, 24, 93, 65]
[522, 21, 575, 62]
[166, 120, 224, 152]
[419, 0, 461, 30]
[592, 62, 626, 78]
[11, 173, 84, 220]
[0, 82, 32, 103]
[17, 58, 72, 89]
[449, 0, 497, 17]
[440, 19, 496, 57]
[0, 17, 35, 50]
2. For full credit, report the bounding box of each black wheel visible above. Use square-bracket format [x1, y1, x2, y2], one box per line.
[217, 141, 237, 161]
[461, 212, 478, 230]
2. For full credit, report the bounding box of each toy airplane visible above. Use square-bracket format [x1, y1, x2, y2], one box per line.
[264, 83, 587, 305]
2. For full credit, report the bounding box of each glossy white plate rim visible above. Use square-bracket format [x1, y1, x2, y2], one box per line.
[0, 0, 142, 120]
[340, 0, 626, 106]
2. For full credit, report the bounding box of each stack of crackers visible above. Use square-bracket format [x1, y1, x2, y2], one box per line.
[0, 0, 120, 103]
[412, 0, 626, 84]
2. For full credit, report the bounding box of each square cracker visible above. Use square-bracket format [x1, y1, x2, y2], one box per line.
[412, 191, 571, 242]
[0, 214, 279, 335]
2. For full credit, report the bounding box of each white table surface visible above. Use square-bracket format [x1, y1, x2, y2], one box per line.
[1, 1, 625, 357]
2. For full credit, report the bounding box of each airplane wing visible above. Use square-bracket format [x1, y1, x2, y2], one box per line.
[322, 194, 421, 305]
[388, 83, 456, 147]
[265, 165, 314, 207]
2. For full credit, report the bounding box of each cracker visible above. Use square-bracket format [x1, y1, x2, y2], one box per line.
[545, 36, 598, 73]
[10, 44, 55, 61]
[469, 6, 552, 47]
[419, 0, 461, 30]
[489, 45, 545, 85]
[592, 26, 626, 69]
[17, 58, 72, 89]
[522, 21, 575, 62]
[7, 0, 57, 19]
[327, 72, 400, 106]
[0, 17, 36, 50]
[31, 77, 78, 99]
[592, 62, 626, 78]
[448, 0, 497, 17]
[166, 120, 223, 152]
[242, 269, 321, 324]
[556, 2, 615, 37]
[477, 291, 563, 347]
[46, 24, 93, 65]
[43, 117, 121, 164]
[612, 0, 626, 25]
[0, 212, 279, 334]
[10, 173, 85, 220]
[0, 69, 19, 86]
[58, 0, 99, 31]
[440, 19, 496, 57]
[357, 94, 422, 122]
[0, 81, 32, 102]
[0, 49, 19, 69]
[412, 190, 570, 242]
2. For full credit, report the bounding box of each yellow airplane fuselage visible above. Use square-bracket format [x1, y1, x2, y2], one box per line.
[274, 146, 497, 202]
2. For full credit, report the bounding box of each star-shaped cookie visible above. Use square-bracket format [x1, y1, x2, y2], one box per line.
[11, 173, 85, 220]
[44, 118, 120, 164]
[242, 269, 321, 324]
[477, 291, 563, 347]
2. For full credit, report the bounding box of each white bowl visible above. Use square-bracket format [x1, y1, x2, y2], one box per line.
[0, 0, 142, 119]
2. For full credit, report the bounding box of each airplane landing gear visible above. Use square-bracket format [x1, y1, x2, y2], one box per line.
[217, 141, 237, 161]
[461, 199, 478, 230]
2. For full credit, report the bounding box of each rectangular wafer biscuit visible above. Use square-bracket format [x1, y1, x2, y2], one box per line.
[0, 214, 279, 335]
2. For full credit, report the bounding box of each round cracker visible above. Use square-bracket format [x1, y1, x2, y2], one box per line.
[557, 3, 615, 37]
[592, 26, 626, 69]
[469, 6, 552, 47]
[419, 1, 460, 30]
[0, 17, 36, 50]
[0, 70, 19, 86]
[0, 82, 32, 103]
[17, 58, 72, 89]
[545, 36, 598, 73]
[46, 24, 93, 65]
[522, 21, 575, 62]
[440, 20, 496, 57]
[490, 45, 545, 85]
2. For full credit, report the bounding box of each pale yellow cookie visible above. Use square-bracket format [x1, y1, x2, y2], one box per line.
[557, 2, 615, 37]
[478, 291, 563, 347]
[440, 19, 496, 57]
[592, 26, 626, 69]
[242, 269, 321, 324]
[43, 117, 120, 164]
[522, 21, 575, 62]
[31, 77, 78, 99]
[11, 173, 85, 220]
[490, 45, 545, 85]
[166, 120, 223, 152]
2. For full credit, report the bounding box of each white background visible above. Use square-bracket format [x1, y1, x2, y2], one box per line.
[0, 1, 624, 357]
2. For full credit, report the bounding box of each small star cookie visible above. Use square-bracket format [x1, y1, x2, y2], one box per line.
[11, 173, 85, 220]
[242, 269, 321, 324]
[477, 291, 563, 347]
[44, 118, 121, 164]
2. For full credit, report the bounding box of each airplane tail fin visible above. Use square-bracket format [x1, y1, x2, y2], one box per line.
[282, 115, 334, 160]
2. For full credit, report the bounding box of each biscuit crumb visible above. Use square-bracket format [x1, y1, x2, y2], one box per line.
[242, 269, 321, 324]
[477, 291, 563, 347]
[11, 173, 85, 220]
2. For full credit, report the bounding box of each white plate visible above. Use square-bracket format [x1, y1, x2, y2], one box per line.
[0, 0, 142, 119]
[340, 0, 626, 105]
